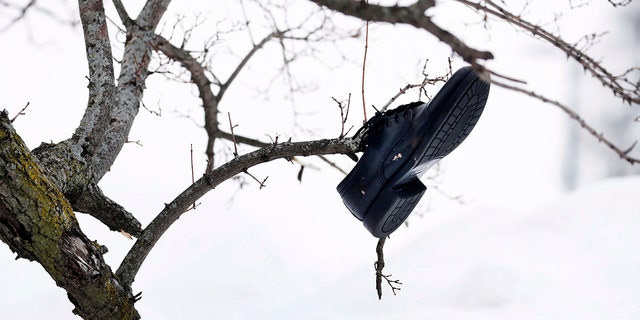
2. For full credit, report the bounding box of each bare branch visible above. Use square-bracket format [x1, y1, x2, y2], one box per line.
[316, 155, 348, 175]
[374, 237, 402, 299]
[491, 78, 640, 165]
[22, 0, 146, 237]
[219, 129, 349, 174]
[333, 94, 353, 139]
[189, 144, 198, 211]
[243, 169, 269, 189]
[75, 0, 117, 157]
[152, 34, 220, 171]
[0, 0, 35, 33]
[381, 59, 452, 111]
[607, 0, 632, 7]
[112, 0, 133, 28]
[0, 113, 139, 320]
[218, 31, 281, 99]
[456, 0, 640, 105]
[313, 0, 494, 63]
[0, 0, 79, 33]
[375, 237, 386, 299]
[153, 16, 349, 173]
[71, 184, 143, 237]
[361, 18, 369, 122]
[152, 29, 294, 172]
[228, 112, 239, 157]
[136, 0, 172, 30]
[116, 137, 362, 287]
[89, 0, 173, 181]
[9, 101, 29, 123]
[218, 129, 270, 148]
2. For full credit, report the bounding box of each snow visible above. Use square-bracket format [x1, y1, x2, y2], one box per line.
[252, 176, 640, 320]
[5, 175, 637, 319]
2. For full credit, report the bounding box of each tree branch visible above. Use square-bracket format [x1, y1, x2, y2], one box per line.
[312, 0, 494, 63]
[152, 34, 220, 170]
[491, 79, 640, 165]
[112, 0, 133, 28]
[456, 0, 640, 105]
[153, 28, 313, 172]
[116, 137, 362, 286]
[374, 237, 402, 299]
[218, 31, 280, 99]
[135, 0, 171, 30]
[30, 0, 143, 235]
[90, 0, 172, 180]
[71, 183, 143, 237]
[75, 0, 117, 158]
[217, 129, 349, 174]
[0, 112, 139, 320]
[0, 0, 36, 33]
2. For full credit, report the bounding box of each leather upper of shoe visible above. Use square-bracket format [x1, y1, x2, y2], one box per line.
[337, 66, 480, 221]
[337, 102, 427, 220]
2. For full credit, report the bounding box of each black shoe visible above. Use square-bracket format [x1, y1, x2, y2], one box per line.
[337, 66, 490, 237]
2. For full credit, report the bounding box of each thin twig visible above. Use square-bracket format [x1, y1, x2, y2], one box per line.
[111, 0, 133, 28]
[10, 102, 30, 123]
[116, 137, 362, 286]
[333, 94, 354, 139]
[243, 169, 268, 189]
[430, 184, 466, 204]
[317, 155, 348, 175]
[314, 0, 493, 64]
[0, 0, 36, 33]
[218, 130, 349, 175]
[228, 112, 239, 157]
[381, 59, 450, 111]
[382, 83, 427, 111]
[125, 140, 143, 146]
[374, 237, 402, 299]
[227, 113, 269, 188]
[457, 0, 640, 105]
[375, 237, 386, 299]
[491, 79, 640, 165]
[190, 144, 197, 210]
[361, 16, 370, 123]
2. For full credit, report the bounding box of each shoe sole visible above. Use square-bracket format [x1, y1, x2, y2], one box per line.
[364, 68, 490, 237]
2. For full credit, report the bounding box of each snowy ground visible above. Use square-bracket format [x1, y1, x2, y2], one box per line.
[2, 175, 638, 319]
[244, 176, 640, 320]
[267, 176, 640, 320]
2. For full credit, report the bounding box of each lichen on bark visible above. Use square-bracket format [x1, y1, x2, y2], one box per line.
[0, 111, 140, 319]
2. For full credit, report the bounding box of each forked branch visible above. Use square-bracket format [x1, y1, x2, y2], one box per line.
[456, 0, 640, 105]
[313, 0, 494, 63]
[375, 237, 402, 299]
[491, 79, 640, 165]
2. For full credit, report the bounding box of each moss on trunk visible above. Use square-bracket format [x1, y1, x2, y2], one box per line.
[0, 111, 140, 320]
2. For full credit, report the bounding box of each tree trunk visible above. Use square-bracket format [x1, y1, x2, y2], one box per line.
[0, 112, 140, 320]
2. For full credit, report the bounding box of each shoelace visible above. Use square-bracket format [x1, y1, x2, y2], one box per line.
[346, 101, 425, 162]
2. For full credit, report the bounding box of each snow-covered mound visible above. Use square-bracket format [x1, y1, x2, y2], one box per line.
[261, 176, 640, 320]
[1, 176, 638, 319]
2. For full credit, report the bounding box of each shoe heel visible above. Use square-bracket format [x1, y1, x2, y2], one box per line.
[364, 178, 426, 237]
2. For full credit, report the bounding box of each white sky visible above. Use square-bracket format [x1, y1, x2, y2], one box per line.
[0, 0, 638, 319]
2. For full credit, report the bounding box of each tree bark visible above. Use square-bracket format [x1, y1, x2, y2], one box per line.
[0, 112, 140, 320]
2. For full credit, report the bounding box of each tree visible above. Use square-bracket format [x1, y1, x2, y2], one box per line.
[0, 0, 638, 319]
